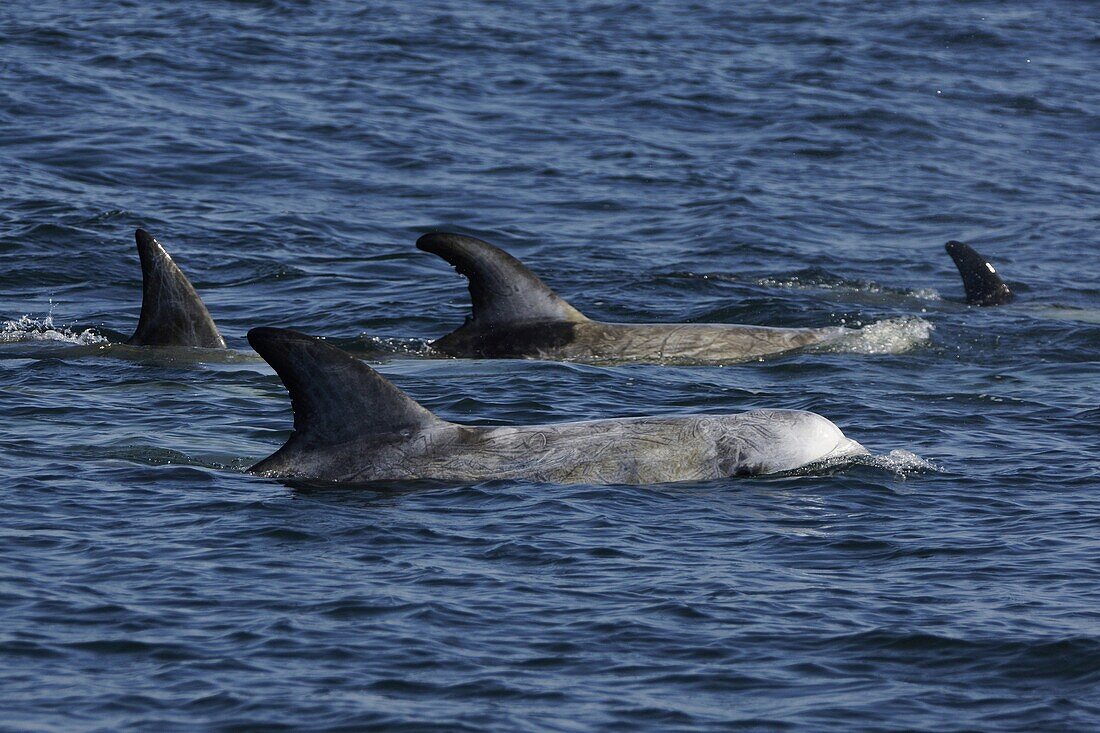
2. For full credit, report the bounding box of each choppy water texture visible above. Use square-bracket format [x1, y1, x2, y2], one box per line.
[2, 2, 1099, 730]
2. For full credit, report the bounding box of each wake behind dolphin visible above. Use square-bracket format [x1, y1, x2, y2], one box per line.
[416, 232, 850, 364]
[247, 327, 870, 485]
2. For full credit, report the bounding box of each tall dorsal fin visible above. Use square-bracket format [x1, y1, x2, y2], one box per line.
[127, 229, 226, 348]
[416, 232, 587, 328]
[944, 241, 1014, 306]
[248, 327, 447, 450]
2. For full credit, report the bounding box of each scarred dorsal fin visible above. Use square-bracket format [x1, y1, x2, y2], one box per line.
[945, 240, 1014, 306]
[128, 229, 226, 348]
[416, 232, 587, 328]
[248, 327, 446, 453]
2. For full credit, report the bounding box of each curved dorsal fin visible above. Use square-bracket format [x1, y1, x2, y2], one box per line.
[248, 327, 446, 450]
[945, 241, 1014, 306]
[127, 229, 226, 348]
[416, 232, 587, 328]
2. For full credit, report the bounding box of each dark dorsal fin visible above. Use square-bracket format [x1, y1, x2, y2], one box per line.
[945, 241, 1014, 306]
[127, 229, 226, 348]
[416, 232, 587, 328]
[248, 327, 446, 449]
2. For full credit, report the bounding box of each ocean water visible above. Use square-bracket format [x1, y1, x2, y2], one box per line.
[2, 1, 1099, 730]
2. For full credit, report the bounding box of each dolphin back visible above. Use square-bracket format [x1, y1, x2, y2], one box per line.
[128, 229, 226, 348]
[945, 240, 1013, 306]
[416, 232, 587, 329]
[247, 328, 447, 474]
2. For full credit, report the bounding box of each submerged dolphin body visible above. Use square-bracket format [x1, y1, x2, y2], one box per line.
[247, 327, 868, 485]
[944, 241, 1013, 306]
[128, 229, 226, 348]
[415, 233, 846, 363]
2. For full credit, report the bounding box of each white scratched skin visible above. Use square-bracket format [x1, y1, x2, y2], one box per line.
[254, 410, 866, 485]
[248, 328, 867, 486]
[544, 321, 845, 363]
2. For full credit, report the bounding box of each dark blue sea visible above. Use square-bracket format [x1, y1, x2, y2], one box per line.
[2, 1, 1098, 730]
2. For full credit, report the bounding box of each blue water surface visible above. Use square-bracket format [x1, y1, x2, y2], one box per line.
[1, 1, 1099, 730]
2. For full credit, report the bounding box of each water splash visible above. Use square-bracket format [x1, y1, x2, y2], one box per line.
[796, 448, 938, 477]
[816, 317, 934, 355]
[0, 314, 107, 345]
[348, 335, 438, 357]
[860, 448, 939, 475]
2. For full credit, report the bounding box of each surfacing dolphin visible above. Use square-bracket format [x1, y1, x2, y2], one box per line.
[944, 240, 1013, 306]
[247, 327, 868, 485]
[415, 232, 847, 363]
[128, 229, 225, 348]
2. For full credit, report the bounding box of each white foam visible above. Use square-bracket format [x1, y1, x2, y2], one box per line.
[816, 316, 934, 355]
[0, 314, 107, 345]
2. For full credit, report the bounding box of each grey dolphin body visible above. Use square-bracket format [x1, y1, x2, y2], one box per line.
[415, 233, 845, 363]
[944, 241, 1013, 306]
[127, 229, 226, 348]
[248, 327, 867, 485]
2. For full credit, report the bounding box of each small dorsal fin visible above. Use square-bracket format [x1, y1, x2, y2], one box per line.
[127, 229, 226, 348]
[248, 327, 446, 449]
[416, 232, 587, 328]
[944, 241, 1014, 306]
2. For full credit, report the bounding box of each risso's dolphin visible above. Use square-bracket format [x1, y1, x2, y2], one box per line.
[944, 240, 1013, 306]
[415, 232, 847, 363]
[128, 229, 225, 348]
[247, 327, 868, 485]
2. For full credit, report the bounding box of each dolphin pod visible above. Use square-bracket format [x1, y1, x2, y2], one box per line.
[120, 227, 1013, 353]
[103, 228, 1011, 486]
[247, 327, 869, 484]
[415, 233, 1017, 361]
